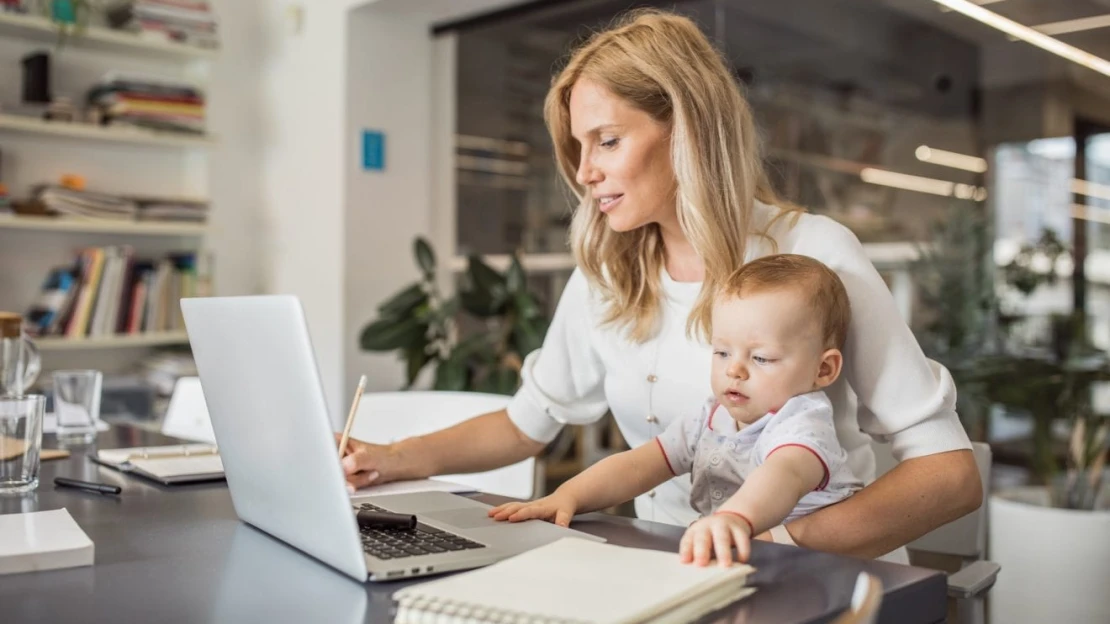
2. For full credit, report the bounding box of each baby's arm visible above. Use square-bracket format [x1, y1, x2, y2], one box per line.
[681, 448, 824, 566]
[489, 442, 674, 525]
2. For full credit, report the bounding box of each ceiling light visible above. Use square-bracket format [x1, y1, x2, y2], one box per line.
[1073, 179, 1110, 202]
[916, 145, 988, 172]
[929, 0, 1110, 78]
[860, 167, 986, 200]
[1034, 14, 1110, 37]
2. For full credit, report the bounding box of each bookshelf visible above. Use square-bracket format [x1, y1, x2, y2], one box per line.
[0, 11, 217, 59]
[0, 8, 216, 364]
[0, 113, 215, 148]
[36, 331, 190, 351]
[0, 215, 207, 236]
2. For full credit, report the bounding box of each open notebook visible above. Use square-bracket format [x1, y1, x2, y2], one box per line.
[393, 537, 756, 624]
[91, 443, 224, 485]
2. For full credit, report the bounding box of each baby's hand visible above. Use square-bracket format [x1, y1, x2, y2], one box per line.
[679, 511, 753, 567]
[488, 492, 578, 527]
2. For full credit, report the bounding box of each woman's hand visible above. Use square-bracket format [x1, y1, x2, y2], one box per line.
[336, 435, 400, 492]
[680, 513, 753, 567]
[488, 492, 578, 527]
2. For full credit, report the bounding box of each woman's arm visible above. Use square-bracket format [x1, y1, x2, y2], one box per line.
[783, 449, 982, 558]
[341, 409, 545, 488]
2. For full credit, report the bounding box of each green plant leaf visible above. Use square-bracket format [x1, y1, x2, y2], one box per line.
[414, 237, 436, 278]
[459, 289, 499, 318]
[433, 355, 468, 391]
[512, 318, 544, 357]
[377, 283, 427, 318]
[359, 317, 427, 352]
[513, 291, 541, 320]
[403, 345, 432, 389]
[506, 255, 526, 294]
[476, 366, 519, 395]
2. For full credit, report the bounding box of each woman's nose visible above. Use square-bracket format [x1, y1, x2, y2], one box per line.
[576, 152, 602, 187]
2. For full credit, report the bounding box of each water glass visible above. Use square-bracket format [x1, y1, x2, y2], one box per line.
[53, 370, 102, 445]
[0, 394, 45, 494]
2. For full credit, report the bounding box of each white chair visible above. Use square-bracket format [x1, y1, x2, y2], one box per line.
[831, 572, 884, 624]
[873, 441, 1000, 624]
[349, 391, 535, 500]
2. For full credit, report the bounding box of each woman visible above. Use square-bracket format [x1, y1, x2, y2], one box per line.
[341, 9, 981, 560]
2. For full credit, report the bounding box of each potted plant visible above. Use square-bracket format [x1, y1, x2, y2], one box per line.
[915, 221, 1110, 623]
[359, 237, 549, 395]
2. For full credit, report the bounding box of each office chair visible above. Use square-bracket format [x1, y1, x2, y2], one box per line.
[873, 441, 1000, 624]
[831, 572, 884, 624]
[350, 390, 536, 499]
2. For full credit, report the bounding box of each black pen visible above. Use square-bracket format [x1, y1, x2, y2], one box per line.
[54, 476, 122, 495]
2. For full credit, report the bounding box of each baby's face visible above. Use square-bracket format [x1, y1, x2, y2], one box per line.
[709, 289, 832, 425]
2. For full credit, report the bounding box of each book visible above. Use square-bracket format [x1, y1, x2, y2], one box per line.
[392, 537, 757, 624]
[0, 509, 94, 575]
[92, 443, 223, 485]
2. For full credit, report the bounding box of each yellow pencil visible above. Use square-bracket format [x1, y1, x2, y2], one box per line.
[337, 374, 367, 458]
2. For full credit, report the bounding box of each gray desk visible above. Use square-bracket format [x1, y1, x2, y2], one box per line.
[1, 426, 946, 623]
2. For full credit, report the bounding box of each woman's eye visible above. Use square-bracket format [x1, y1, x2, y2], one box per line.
[600, 138, 619, 149]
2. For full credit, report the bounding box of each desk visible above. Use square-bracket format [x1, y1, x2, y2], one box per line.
[1, 426, 946, 623]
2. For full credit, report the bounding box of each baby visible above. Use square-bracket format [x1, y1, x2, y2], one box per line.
[490, 254, 862, 566]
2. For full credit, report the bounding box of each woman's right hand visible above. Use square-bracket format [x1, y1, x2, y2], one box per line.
[487, 492, 578, 527]
[336, 435, 400, 492]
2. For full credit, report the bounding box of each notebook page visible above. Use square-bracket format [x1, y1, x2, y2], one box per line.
[128, 454, 224, 478]
[97, 444, 217, 466]
[394, 537, 754, 623]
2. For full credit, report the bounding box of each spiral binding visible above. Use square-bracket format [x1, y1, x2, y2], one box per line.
[394, 593, 590, 624]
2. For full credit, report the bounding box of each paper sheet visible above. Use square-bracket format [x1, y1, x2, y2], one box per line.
[349, 478, 474, 499]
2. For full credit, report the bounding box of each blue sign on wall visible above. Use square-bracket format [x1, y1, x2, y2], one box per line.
[362, 130, 385, 171]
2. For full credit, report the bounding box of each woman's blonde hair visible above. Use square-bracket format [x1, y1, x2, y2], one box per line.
[544, 8, 802, 342]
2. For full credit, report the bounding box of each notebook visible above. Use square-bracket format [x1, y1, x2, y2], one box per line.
[0, 508, 94, 575]
[91, 443, 224, 485]
[392, 537, 757, 624]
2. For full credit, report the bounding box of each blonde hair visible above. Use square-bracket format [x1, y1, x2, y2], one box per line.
[545, 8, 803, 343]
[717, 254, 851, 350]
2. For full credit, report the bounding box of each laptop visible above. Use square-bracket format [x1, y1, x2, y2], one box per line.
[180, 295, 603, 582]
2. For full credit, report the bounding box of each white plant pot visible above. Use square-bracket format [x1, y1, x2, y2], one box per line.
[989, 486, 1110, 624]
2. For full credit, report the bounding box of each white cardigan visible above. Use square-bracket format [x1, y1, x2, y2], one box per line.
[507, 201, 971, 527]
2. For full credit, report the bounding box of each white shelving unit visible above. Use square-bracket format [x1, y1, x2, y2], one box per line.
[0, 11, 217, 59]
[0, 113, 215, 147]
[0, 215, 207, 236]
[36, 331, 190, 351]
[0, 10, 216, 361]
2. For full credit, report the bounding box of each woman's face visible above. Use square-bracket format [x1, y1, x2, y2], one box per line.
[568, 79, 677, 232]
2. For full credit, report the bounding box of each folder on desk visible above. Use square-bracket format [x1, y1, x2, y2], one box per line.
[92, 443, 224, 485]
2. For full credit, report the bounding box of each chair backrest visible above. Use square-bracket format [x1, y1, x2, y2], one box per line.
[831, 572, 883, 624]
[161, 376, 217, 444]
[350, 391, 535, 500]
[872, 441, 991, 558]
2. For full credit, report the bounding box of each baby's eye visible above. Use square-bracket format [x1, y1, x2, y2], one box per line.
[753, 355, 775, 365]
[713, 350, 729, 358]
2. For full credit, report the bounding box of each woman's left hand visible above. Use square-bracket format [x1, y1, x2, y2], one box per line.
[679, 513, 752, 567]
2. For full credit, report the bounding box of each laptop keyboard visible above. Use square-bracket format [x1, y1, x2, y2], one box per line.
[355, 502, 487, 560]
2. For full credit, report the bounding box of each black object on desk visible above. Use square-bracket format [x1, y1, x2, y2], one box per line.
[54, 476, 122, 495]
[356, 509, 417, 531]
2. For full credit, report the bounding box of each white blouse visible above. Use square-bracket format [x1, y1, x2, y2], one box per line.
[506, 201, 971, 527]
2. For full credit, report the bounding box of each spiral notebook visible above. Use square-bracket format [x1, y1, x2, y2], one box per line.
[392, 537, 756, 624]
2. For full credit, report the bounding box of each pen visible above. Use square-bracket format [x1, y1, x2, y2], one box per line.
[337, 374, 368, 458]
[54, 476, 122, 495]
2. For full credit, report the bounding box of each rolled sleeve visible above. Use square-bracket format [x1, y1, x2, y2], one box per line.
[505, 270, 609, 444]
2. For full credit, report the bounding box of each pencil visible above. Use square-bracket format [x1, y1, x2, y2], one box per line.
[337, 374, 368, 458]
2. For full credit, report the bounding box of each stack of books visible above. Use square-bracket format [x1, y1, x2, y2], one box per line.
[133, 195, 208, 223]
[23, 247, 210, 339]
[30, 185, 139, 221]
[87, 72, 206, 136]
[107, 0, 220, 50]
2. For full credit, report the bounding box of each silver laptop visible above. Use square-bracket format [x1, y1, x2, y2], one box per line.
[181, 295, 603, 582]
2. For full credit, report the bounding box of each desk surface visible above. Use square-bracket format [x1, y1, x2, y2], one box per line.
[1, 426, 946, 624]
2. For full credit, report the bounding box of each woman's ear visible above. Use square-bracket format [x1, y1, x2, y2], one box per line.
[815, 349, 843, 389]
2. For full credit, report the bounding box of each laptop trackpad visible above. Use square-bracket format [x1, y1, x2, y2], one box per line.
[423, 508, 500, 530]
